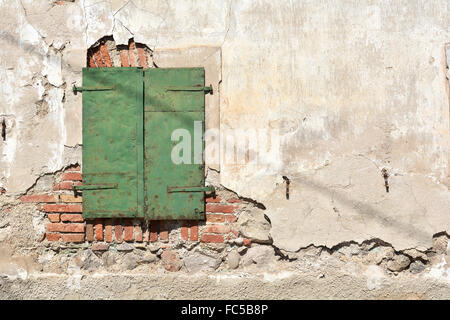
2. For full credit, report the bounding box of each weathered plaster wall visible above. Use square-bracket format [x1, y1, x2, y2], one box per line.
[0, 0, 449, 298]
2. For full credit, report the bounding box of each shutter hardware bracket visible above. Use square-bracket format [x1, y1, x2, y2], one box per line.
[72, 85, 115, 94]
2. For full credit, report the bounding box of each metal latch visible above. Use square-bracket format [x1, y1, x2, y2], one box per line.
[167, 186, 215, 193]
[73, 183, 118, 191]
[166, 85, 213, 95]
[72, 85, 115, 94]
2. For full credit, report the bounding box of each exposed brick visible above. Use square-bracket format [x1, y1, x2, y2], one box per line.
[228, 198, 241, 203]
[159, 222, 168, 242]
[62, 234, 85, 243]
[95, 219, 103, 241]
[119, 49, 129, 67]
[88, 49, 96, 67]
[225, 214, 238, 223]
[114, 220, 123, 243]
[46, 223, 85, 233]
[53, 181, 81, 191]
[60, 214, 84, 222]
[206, 214, 225, 223]
[206, 196, 222, 203]
[44, 204, 82, 213]
[86, 222, 94, 242]
[190, 221, 198, 241]
[46, 233, 61, 241]
[20, 194, 58, 203]
[47, 214, 60, 223]
[99, 43, 112, 67]
[149, 221, 158, 242]
[203, 224, 231, 234]
[181, 222, 189, 241]
[124, 220, 133, 242]
[104, 219, 113, 243]
[60, 194, 82, 203]
[134, 224, 143, 242]
[200, 234, 224, 243]
[61, 172, 82, 181]
[128, 40, 137, 67]
[206, 204, 237, 213]
[137, 46, 147, 68]
[93, 48, 105, 67]
[243, 238, 252, 246]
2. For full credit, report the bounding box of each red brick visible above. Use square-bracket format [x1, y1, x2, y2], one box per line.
[200, 234, 224, 243]
[206, 214, 225, 223]
[93, 48, 105, 67]
[60, 214, 84, 222]
[206, 204, 237, 213]
[60, 194, 82, 203]
[124, 220, 133, 242]
[46, 233, 61, 241]
[20, 194, 58, 203]
[134, 224, 143, 242]
[243, 238, 252, 246]
[86, 222, 94, 242]
[159, 222, 168, 242]
[181, 223, 189, 241]
[53, 181, 81, 191]
[206, 196, 222, 203]
[46, 223, 84, 233]
[203, 224, 231, 234]
[43, 204, 82, 213]
[114, 220, 122, 243]
[47, 214, 60, 223]
[104, 219, 113, 243]
[119, 49, 129, 67]
[61, 234, 85, 243]
[95, 219, 103, 241]
[88, 49, 96, 67]
[150, 221, 158, 242]
[225, 215, 237, 223]
[128, 40, 137, 67]
[99, 43, 112, 67]
[228, 198, 241, 203]
[190, 221, 199, 241]
[137, 46, 147, 68]
[61, 172, 82, 181]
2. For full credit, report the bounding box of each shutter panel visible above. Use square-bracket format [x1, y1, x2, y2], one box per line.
[144, 68, 209, 220]
[78, 67, 144, 218]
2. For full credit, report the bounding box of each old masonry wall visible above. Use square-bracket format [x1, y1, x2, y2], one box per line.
[0, 0, 449, 299]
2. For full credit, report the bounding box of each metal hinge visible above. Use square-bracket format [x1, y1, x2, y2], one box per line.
[73, 183, 118, 191]
[167, 186, 215, 193]
[72, 85, 115, 94]
[166, 85, 213, 95]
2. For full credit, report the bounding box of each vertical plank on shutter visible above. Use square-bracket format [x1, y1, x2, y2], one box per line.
[144, 68, 206, 220]
[81, 67, 144, 218]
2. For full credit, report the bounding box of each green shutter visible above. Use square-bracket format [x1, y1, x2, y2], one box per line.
[144, 68, 207, 220]
[77, 67, 144, 218]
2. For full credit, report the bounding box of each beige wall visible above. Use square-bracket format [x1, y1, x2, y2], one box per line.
[0, 0, 449, 251]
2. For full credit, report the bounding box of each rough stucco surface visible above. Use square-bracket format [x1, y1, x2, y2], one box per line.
[0, 0, 449, 294]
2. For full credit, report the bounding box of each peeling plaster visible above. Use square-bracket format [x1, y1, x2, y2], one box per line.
[0, 0, 449, 253]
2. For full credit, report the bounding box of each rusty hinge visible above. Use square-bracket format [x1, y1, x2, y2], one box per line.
[167, 185, 215, 193]
[72, 85, 115, 94]
[166, 85, 213, 95]
[73, 183, 118, 191]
